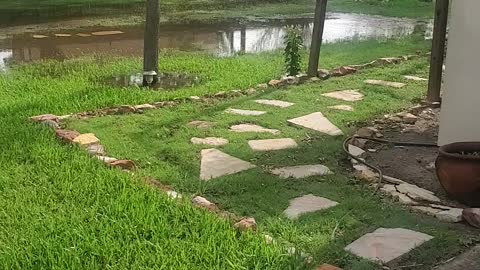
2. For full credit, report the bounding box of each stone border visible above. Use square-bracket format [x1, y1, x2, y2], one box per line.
[45, 52, 427, 121]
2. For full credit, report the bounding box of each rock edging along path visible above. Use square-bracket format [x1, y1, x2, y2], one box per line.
[46, 53, 427, 121]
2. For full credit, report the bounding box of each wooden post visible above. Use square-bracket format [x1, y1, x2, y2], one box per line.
[143, 0, 160, 86]
[307, 0, 328, 77]
[427, 0, 449, 103]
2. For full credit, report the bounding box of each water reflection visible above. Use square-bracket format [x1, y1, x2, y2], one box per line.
[0, 13, 432, 68]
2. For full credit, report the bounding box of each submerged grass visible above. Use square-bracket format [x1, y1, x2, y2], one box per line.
[1, 37, 466, 269]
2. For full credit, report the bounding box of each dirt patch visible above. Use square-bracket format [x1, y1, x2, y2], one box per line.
[361, 107, 465, 208]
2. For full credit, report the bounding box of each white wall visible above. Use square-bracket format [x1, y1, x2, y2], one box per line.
[439, 0, 480, 145]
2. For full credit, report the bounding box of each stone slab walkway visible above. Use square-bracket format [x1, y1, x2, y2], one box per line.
[365, 80, 406, 88]
[288, 112, 343, 136]
[271, 164, 332, 179]
[200, 149, 256, 180]
[225, 108, 266, 116]
[284, 194, 338, 219]
[248, 138, 298, 151]
[321, 89, 364, 102]
[254, 99, 294, 108]
[345, 228, 433, 263]
[230, 124, 280, 135]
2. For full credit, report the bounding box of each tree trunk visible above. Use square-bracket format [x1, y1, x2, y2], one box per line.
[307, 0, 328, 77]
[143, 0, 160, 86]
[427, 0, 449, 103]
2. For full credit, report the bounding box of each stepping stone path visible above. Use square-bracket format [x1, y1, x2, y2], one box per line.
[191, 137, 229, 147]
[365, 79, 405, 88]
[328, 105, 354, 111]
[254, 99, 294, 108]
[225, 108, 266, 116]
[200, 149, 256, 180]
[54, 34, 72, 37]
[248, 138, 298, 152]
[230, 124, 280, 135]
[321, 89, 364, 102]
[345, 228, 433, 263]
[288, 112, 343, 136]
[271, 164, 332, 179]
[404, 75, 428, 81]
[284, 194, 338, 219]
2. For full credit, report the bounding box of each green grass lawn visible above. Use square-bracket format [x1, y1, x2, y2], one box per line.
[0, 0, 433, 27]
[64, 57, 478, 269]
[2, 37, 475, 269]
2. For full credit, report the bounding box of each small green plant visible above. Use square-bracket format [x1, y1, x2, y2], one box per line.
[284, 27, 304, 76]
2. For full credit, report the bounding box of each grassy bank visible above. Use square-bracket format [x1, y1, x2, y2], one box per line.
[0, 37, 454, 269]
[0, 0, 433, 27]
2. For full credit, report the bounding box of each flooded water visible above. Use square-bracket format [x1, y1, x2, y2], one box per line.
[0, 13, 431, 69]
[108, 72, 201, 90]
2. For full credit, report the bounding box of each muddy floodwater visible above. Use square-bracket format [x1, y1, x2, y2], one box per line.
[0, 13, 432, 69]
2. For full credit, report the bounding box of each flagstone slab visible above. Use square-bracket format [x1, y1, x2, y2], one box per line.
[54, 33, 72, 37]
[225, 108, 266, 116]
[345, 228, 433, 263]
[321, 90, 364, 102]
[288, 112, 343, 136]
[396, 183, 441, 203]
[76, 33, 92, 37]
[254, 99, 294, 108]
[33, 34, 48, 39]
[404, 75, 428, 81]
[187, 120, 215, 129]
[271, 164, 332, 179]
[91, 30, 124, 36]
[284, 194, 338, 219]
[230, 124, 280, 135]
[191, 137, 229, 147]
[248, 138, 298, 151]
[328, 105, 354, 111]
[200, 149, 256, 180]
[365, 80, 406, 88]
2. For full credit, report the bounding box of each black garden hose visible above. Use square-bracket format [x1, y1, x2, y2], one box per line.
[343, 135, 439, 190]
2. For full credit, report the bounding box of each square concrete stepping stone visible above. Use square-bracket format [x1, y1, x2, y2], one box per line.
[284, 194, 338, 219]
[288, 112, 343, 136]
[248, 138, 297, 151]
[328, 105, 354, 111]
[365, 80, 406, 88]
[321, 90, 364, 102]
[254, 99, 294, 108]
[191, 137, 229, 147]
[200, 149, 256, 181]
[404, 75, 428, 81]
[230, 124, 280, 135]
[271, 164, 332, 179]
[345, 228, 433, 263]
[225, 108, 266, 116]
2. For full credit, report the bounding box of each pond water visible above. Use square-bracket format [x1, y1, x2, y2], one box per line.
[108, 72, 201, 90]
[0, 13, 432, 69]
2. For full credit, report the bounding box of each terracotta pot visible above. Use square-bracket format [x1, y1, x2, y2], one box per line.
[436, 142, 480, 207]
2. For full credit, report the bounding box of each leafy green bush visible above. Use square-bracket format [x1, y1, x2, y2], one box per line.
[284, 27, 304, 76]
